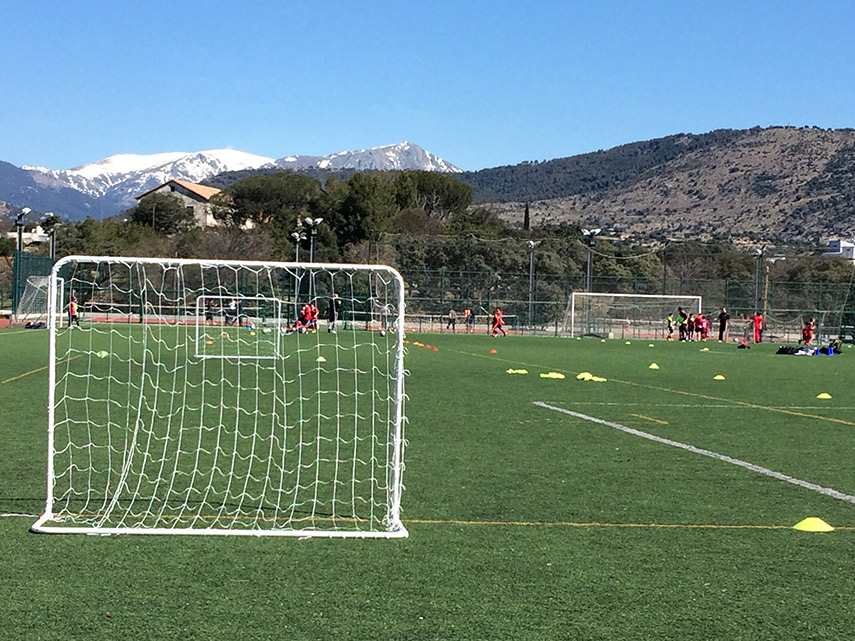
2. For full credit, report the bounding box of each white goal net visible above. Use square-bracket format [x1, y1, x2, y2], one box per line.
[13, 275, 64, 327]
[565, 292, 703, 339]
[32, 255, 408, 538]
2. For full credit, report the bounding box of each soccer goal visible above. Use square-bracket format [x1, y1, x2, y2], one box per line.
[13, 275, 64, 327]
[565, 292, 703, 339]
[32, 255, 408, 538]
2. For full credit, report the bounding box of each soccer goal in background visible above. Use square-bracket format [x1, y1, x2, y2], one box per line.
[12, 275, 65, 327]
[32, 255, 408, 538]
[565, 292, 703, 339]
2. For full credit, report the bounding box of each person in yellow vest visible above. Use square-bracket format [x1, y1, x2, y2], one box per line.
[67, 295, 81, 328]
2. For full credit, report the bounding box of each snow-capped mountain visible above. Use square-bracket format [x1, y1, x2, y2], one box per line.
[3, 143, 461, 221]
[24, 149, 275, 210]
[274, 142, 462, 173]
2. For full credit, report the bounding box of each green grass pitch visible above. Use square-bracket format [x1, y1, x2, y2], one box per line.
[3, 327, 855, 639]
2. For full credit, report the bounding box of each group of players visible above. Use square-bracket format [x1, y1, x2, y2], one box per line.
[665, 306, 818, 346]
[445, 307, 507, 337]
[284, 294, 344, 335]
[666, 307, 722, 342]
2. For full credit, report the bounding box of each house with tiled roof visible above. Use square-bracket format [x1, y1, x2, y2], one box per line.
[135, 179, 223, 227]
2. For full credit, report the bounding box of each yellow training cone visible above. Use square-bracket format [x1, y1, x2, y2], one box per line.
[625, 340, 631, 344]
[316, 356, 327, 362]
[648, 344, 655, 348]
[713, 374, 726, 381]
[591, 376, 607, 382]
[700, 347, 710, 352]
[816, 392, 832, 400]
[576, 372, 594, 381]
[793, 517, 834, 532]
[648, 363, 660, 370]
[506, 368, 528, 375]
[540, 372, 566, 379]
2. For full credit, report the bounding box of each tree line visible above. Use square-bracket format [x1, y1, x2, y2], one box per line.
[6, 169, 855, 302]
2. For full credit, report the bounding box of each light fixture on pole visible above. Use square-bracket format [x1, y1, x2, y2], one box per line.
[291, 226, 306, 263]
[303, 217, 323, 262]
[48, 218, 61, 262]
[16, 207, 31, 252]
[527, 240, 541, 332]
[753, 246, 765, 312]
[581, 228, 601, 292]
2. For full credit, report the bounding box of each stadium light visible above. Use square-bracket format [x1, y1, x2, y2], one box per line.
[16, 207, 31, 252]
[581, 228, 601, 292]
[527, 240, 542, 333]
[290, 226, 307, 263]
[48, 220, 61, 262]
[303, 217, 324, 262]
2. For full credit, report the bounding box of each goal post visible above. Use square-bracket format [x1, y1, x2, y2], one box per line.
[33, 255, 408, 538]
[565, 292, 703, 339]
[12, 275, 64, 327]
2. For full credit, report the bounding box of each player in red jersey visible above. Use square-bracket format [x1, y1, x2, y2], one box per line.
[802, 317, 816, 346]
[491, 307, 506, 337]
[752, 312, 764, 343]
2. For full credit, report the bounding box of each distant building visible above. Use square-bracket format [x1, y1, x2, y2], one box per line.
[825, 239, 855, 260]
[135, 179, 223, 227]
[3, 224, 50, 246]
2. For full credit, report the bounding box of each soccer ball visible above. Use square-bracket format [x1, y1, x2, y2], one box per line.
[262, 327, 272, 334]
[246, 323, 255, 332]
[379, 329, 386, 337]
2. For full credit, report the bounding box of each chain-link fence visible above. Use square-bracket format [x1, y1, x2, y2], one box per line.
[397, 268, 855, 342]
[11, 250, 54, 313]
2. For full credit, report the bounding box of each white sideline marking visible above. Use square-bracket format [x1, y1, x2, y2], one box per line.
[2, 513, 38, 518]
[535, 401, 855, 505]
[568, 402, 855, 411]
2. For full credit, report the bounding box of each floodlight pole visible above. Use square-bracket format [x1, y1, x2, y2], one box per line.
[291, 226, 306, 263]
[303, 217, 323, 263]
[527, 240, 541, 333]
[753, 246, 765, 312]
[291, 225, 307, 310]
[582, 228, 600, 292]
[49, 221, 61, 262]
[16, 207, 31, 252]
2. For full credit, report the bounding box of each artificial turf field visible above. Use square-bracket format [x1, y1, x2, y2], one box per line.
[3, 327, 855, 640]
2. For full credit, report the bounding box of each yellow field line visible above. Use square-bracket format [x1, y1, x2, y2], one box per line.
[1, 354, 81, 384]
[406, 518, 855, 530]
[630, 413, 669, 425]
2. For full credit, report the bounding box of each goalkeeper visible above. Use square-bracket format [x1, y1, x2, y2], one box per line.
[326, 293, 343, 333]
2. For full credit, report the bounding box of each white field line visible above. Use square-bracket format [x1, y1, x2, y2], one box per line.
[567, 401, 855, 411]
[535, 401, 855, 505]
[2, 513, 38, 518]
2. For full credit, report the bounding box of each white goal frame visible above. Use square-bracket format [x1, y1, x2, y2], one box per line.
[567, 292, 703, 339]
[13, 275, 64, 327]
[32, 255, 408, 538]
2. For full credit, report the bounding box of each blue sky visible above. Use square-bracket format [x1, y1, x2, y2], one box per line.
[2, 1, 854, 171]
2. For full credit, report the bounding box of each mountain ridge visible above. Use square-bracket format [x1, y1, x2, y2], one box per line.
[3, 128, 855, 245]
[2, 142, 460, 221]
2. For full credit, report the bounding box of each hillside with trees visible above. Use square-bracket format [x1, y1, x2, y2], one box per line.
[204, 127, 855, 246]
[470, 126, 855, 245]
